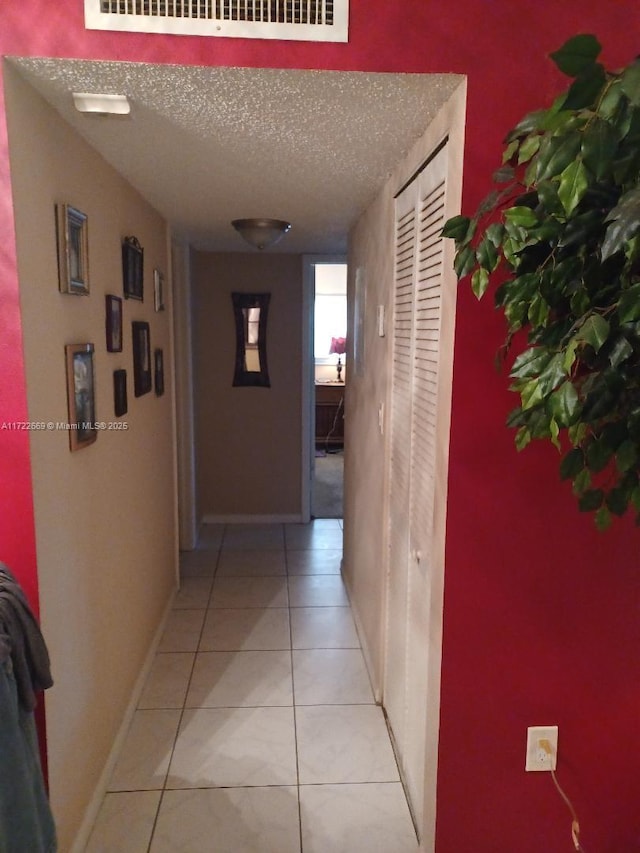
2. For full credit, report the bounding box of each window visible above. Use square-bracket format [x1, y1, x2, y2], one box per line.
[314, 263, 347, 363]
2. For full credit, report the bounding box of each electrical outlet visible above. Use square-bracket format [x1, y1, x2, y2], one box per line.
[525, 725, 558, 771]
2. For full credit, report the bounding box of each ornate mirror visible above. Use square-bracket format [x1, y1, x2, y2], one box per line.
[232, 292, 271, 387]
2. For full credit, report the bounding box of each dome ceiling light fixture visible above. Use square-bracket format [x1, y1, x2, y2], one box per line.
[231, 218, 292, 251]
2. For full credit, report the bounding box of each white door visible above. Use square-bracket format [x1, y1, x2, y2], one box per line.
[384, 142, 449, 833]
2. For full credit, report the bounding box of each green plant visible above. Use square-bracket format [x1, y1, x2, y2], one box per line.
[443, 34, 640, 529]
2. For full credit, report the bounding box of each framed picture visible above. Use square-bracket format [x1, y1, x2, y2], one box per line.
[105, 295, 123, 352]
[154, 269, 165, 312]
[56, 204, 89, 295]
[154, 348, 164, 396]
[132, 321, 151, 397]
[122, 236, 143, 301]
[65, 343, 97, 451]
[113, 369, 128, 417]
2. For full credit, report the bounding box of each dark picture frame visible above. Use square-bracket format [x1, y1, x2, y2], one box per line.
[232, 292, 271, 387]
[113, 369, 128, 417]
[122, 236, 144, 301]
[154, 348, 164, 396]
[65, 343, 97, 451]
[105, 295, 123, 352]
[56, 204, 89, 295]
[132, 321, 152, 397]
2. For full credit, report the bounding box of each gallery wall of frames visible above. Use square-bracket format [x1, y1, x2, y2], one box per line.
[56, 204, 166, 451]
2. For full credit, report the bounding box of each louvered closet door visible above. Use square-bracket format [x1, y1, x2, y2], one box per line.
[384, 144, 448, 834]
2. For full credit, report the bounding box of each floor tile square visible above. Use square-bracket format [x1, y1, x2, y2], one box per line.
[296, 705, 399, 784]
[293, 649, 373, 705]
[180, 549, 218, 578]
[209, 577, 288, 609]
[138, 653, 195, 709]
[299, 783, 418, 853]
[167, 707, 297, 788]
[200, 608, 291, 651]
[174, 577, 213, 609]
[285, 525, 343, 550]
[185, 651, 293, 707]
[217, 550, 286, 577]
[150, 787, 300, 853]
[108, 710, 181, 792]
[158, 610, 205, 652]
[222, 524, 285, 551]
[291, 607, 358, 649]
[288, 575, 349, 607]
[85, 791, 161, 853]
[286, 549, 342, 575]
[196, 524, 225, 549]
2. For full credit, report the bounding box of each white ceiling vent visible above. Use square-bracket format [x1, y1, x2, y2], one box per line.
[84, 0, 348, 42]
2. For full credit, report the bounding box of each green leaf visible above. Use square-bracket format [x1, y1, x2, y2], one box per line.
[510, 347, 552, 380]
[618, 282, 640, 323]
[572, 467, 592, 495]
[560, 447, 584, 480]
[606, 487, 629, 517]
[616, 439, 638, 473]
[595, 506, 612, 530]
[515, 426, 532, 451]
[528, 293, 550, 327]
[519, 378, 544, 410]
[568, 421, 588, 447]
[518, 134, 541, 165]
[578, 488, 604, 512]
[578, 314, 610, 353]
[550, 34, 601, 77]
[549, 417, 561, 450]
[441, 215, 472, 242]
[608, 335, 634, 368]
[549, 381, 580, 427]
[581, 119, 618, 180]
[485, 223, 505, 248]
[558, 159, 589, 215]
[476, 237, 499, 272]
[454, 245, 475, 278]
[562, 63, 606, 110]
[620, 59, 640, 106]
[502, 140, 519, 164]
[586, 438, 613, 473]
[602, 187, 640, 260]
[471, 267, 490, 300]
[563, 338, 579, 374]
[504, 109, 547, 143]
[504, 206, 538, 228]
[536, 132, 582, 182]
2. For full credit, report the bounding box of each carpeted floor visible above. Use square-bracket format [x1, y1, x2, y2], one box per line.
[312, 451, 344, 518]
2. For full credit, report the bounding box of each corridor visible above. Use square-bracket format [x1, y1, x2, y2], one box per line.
[84, 520, 418, 852]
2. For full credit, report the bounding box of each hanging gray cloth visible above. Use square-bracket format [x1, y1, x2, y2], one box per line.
[0, 563, 56, 853]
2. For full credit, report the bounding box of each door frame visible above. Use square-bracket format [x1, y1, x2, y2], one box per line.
[302, 254, 347, 521]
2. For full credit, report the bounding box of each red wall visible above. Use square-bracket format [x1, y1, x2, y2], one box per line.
[1, 2, 638, 849]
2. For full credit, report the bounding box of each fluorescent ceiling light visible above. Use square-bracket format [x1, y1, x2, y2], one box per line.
[72, 92, 130, 115]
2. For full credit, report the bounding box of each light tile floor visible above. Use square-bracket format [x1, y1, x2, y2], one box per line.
[84, 520, 418, 853]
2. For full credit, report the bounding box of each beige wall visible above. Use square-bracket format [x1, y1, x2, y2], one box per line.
[4, 65, 177, 851]
[192, 251, 303, 521]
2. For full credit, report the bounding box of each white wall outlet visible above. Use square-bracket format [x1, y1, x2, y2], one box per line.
[525, 725, 558, 771]
[377, 305, 385, 337]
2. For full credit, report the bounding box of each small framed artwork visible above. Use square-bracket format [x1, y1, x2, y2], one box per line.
[65, 343, 97, 451]
[56, 204, 89, 295]
[154, 269, 165, 312]
[154, 348, 164, 396]
[122, 236, 144, 301]
[113, 369, 128, 417]
[105, 295, 123, 352]
[132, 321, 152, 397]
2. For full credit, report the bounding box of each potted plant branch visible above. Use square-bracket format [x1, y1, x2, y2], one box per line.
[443, 34, 640, 529]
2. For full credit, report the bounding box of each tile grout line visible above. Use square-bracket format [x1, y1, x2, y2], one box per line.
[285, 529, 305, 853]
[145, 526, 225, 851]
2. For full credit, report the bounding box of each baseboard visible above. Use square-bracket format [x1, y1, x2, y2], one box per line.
[201, 513, 304, 524]
[70, 589, 176, 853]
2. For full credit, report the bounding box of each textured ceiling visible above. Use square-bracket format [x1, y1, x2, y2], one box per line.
[10, 58, 462, 253]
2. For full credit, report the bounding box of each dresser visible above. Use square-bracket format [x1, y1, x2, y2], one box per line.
[315, 383, 345, 448]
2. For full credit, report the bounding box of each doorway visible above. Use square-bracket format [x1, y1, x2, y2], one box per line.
[308, 258, 347, 518]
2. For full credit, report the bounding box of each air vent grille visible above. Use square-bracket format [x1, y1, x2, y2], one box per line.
[85, 0, 347, 41]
